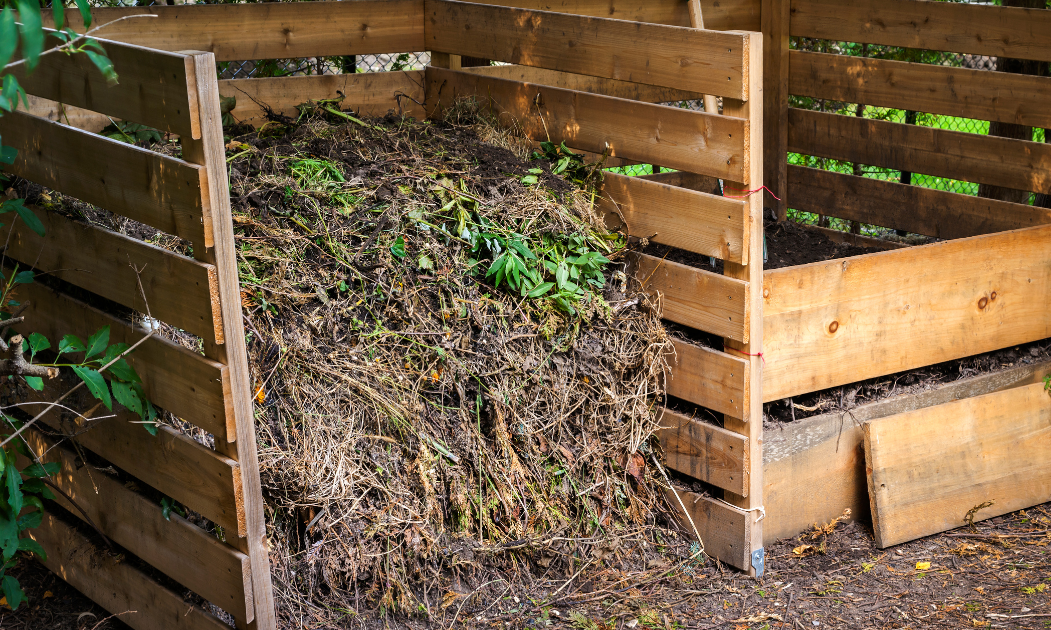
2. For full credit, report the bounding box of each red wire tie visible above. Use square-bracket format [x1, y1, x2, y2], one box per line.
[724, 185, 781, 201]
[727, 347, 765, 364]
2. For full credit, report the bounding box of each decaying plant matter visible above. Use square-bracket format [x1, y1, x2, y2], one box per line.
[223, 100, 683, 624]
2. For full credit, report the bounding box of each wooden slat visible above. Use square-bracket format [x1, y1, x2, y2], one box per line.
[762, 0, 790, 219]
[864, 382, 1051, 548]
[220, 70, 426, 126]
[627, 253, 748, 342]
[466, 64, 702, 103]
[0, 207, 223, 344]
[599, 172, 747, 263]
[658, 408, 749, 496]
[426, 0, 751, 99]
[802, 223, 906, 251]
[762, 224, 1051, 401]
[25, 94, 110, 133]
[53, 0, 425, 62]
[22, 430, 253, 625]
[790, 50, 1051, 130]
[667, 488, 750, 569]
[787, 165, 1051, 240]
[763, 358, 1051, 544]
[11, 35, 196, 137]
[31, 390, 246, 536]
[788, 107, 1051, 195]
[638, 170, 722, 195]
[0, 109, 208, 246]
[185, 51, 278, 629]
[476, 0, 760, 30]
[10, 279, 229, 440]
[29, 512, 231, 630]
[666, 339, 748, 419]
[790, 0, 1051, 62]
[426, 67, 747, 180]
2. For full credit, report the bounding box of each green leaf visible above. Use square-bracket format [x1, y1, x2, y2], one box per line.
[74, 0, 91, 28]
[110, 380, 143, 418]
[0, 143, 16, 166]
[23, 376, 42, 391]
[390, 235, 406, 259]
[417, 254, 434, 271]
[527, 282, 554, 298]
[1, 574, 25, 610]
[5, 458, 22, 518]
[14, 205, 46, 237]
[106, 358, 138, 384]
[85, 326, 110, 360]
[51, 0, 65, 30]
[57, 334, 86, 356]
[85, 50, 118, 85]
[520, 175, 538, 185]
[17, 480, 51, 503]
[16, 508, 42, 530]
[12, 270, 32, 284]
[16, 537, 45, 561]
[555, 262, 569, 289]
[0, 8, 17, 69]
[71, 366, 112, 410]
[20, 462, 59, 479]
[15, 0, 43, 73]
[0, 511, 18, 562]
[26, 332, 49, 358]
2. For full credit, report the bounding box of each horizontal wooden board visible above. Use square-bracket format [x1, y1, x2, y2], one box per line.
[802, 223, 906, 251]
[658, 408, 748, 495]
[426, 0, 750, 99]
[762, 224, 1051, 400]
[599, 172, 747, 263]
[787, 165, 1051, 240]
[666, 339, 748, 419]
[25, 94, 110, 133]
[29, 376, 245, 536]
[667, 487, 750, 569]
[10, 278, 229, 440]
[220, 70, 426, 126]
[29, 512, 231, 630]
[426, 67, 747, 180]
[22, 430, 252, 625]
[789, 51, 1051, 129]
[762, 357, 1051, 544]
[466, 64, 702, 103]
[11, 34, 196, 137]
[627, 253, 748, 342]
[639, 170, 722, 195]
[865, 382, 1051, 548]
[790, 0, 1051, 62]
[788, 108, 1051, 195]
[477, 0, 759, 30]
[53, 0, 425, 62]
[1, 109, 208, 245]
[1, 207, 223, 344]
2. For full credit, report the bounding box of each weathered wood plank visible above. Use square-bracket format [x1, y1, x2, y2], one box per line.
[788, 108, 1051, 195]
[21, 429, 253, 625]
[465, 64, 702, 103]
[29, 375, 244, 537]
[599, 172, 747, 263]
[762, 224, 1051, 401]
[24, 94, 110, 133]
[762, 358, 1051, 544]
[864, 382, 1051, 548]
[666, 339, 748, 419]
[627, 253, 748, 342]
[220, 71, 426, 126]
[658, 408, 749, 495]
[426, 0, 751, 99]
[790, 0, 1051, 62]
[790, 50, 1051, 129]
[786, 165, 1051, 240]
[10, 34, 196, 137]
[762, 0, 790, 218]
[28, 512, 231, 630]
[476, 0, 759, 30]
[9, 279, 229, 440]
[0, 108, 208, 245]
[52, 0, 425, 62]
[426, 67, 747, 181]
[0, 207, 223, 344]
[667, 488, 751, 569]
[638, 170, 722, 195]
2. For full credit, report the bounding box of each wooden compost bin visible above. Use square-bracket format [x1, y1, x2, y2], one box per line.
[3, 39, 276, 629]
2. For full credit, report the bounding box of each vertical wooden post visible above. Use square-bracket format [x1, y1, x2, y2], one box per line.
[721, 33, 765, 577]
[762, 0, 790, 220]
[687, 0, 721, 115]
[182, 52, 278, 630]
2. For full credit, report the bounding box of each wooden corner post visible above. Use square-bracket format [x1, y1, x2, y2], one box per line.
[182, 51, 278, 630]
[721, 32, 765, 577]
[762, 0, 789, 220]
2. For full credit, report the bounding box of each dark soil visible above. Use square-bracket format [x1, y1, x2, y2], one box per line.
[1, 557, 128, 630]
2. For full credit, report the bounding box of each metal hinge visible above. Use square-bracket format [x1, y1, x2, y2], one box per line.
[751, 547, 765, 577]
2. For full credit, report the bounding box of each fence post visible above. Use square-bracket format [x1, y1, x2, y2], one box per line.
[763, 0, 790, 221]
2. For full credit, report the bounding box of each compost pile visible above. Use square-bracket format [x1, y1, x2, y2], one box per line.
[222, 102, 685, 625]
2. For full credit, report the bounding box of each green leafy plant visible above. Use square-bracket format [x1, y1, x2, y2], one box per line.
[531, 141, 596, 187]
[0, 445, 55, 610]
[100, 120, 162, 145]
